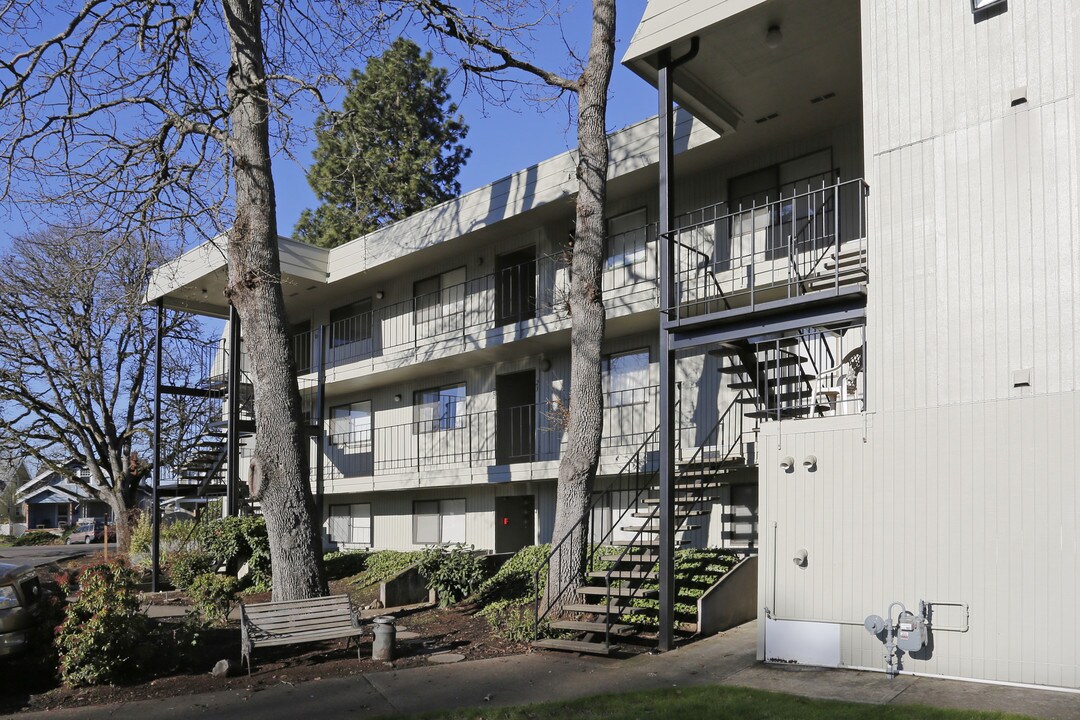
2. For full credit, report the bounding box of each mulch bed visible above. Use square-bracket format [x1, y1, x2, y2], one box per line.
[0, 562, 526, 714]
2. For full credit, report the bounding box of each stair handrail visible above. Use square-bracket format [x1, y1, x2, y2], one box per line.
[532, 421, 662, 639]
[597, 391, 746, 648]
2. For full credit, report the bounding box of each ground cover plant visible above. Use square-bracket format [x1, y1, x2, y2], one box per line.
[398, 685, 1039, 720]
[12, 530, 60, 546]
[471, 544, 550, 641]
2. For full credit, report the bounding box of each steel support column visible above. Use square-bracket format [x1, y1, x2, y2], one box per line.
[313, 324, 326, 529]
[657, 39, 698, 653]
[151, 299, 164, 592]
[227, 304, 241, 516]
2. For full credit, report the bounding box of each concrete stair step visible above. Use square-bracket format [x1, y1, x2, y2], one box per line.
[560, 602, 655, 616]
[620, 523, 701, 533]
[577, 586, 657, 598]
[588, 570, 657, 581]
[548, 620, 636, 635]
[599, 553, 660, 563]
[531, 638, 617, 655]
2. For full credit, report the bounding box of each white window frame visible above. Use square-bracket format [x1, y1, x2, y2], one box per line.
[413, 498, 466, 545]
[328, 503, 372, 546]
[329, 400, 373, 453]
[605, 208, 648, 269]
[603, 349, 650, 407]
[414, 384, 466, 433]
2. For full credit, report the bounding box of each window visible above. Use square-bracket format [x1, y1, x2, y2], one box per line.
[328, 503, 372, 546]
[603, 349, 649, 406]
[329, 298, 372, 348]
[414, 384, 466, 433]
[290, 320, 312, 374]
[413, 498, 466, 545]
[605, 208, 648, 269]
[329, 401, 372, 452]
[726, 150, 835, 262]
[414, 267, 466, 336]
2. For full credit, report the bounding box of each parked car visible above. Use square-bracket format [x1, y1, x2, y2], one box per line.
[66, 519, 106, 544]
[0, 562, 40, 657]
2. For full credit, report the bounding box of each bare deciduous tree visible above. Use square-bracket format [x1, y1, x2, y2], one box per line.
[407, 0, 617, 610]
[0, 227, 208, 550]
[0, 0, 385, 599]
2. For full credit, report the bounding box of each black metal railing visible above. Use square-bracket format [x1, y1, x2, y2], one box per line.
[321, 386, 663, 481]
[668, 178, 869, 320]
[591, 391, 746, 648]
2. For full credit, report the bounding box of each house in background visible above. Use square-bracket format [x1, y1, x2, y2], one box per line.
[148, 0, 1080, 694]
[15, 462, 112, 530]
[0, 458, 31, 534]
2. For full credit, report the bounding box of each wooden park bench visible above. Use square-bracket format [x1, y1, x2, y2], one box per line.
[239, 594, 365, 673]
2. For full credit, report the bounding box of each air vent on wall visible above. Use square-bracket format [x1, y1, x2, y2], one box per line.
[754, 112, 780, 125]
[810, 92, 837, 104]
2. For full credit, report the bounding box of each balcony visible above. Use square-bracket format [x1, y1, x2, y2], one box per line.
[321, 386, 662, 483]
[289, 228, 660, 382]
[667, 178, 868, 328]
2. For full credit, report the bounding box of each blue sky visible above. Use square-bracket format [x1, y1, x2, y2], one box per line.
[0, 1, 655, 248]
[272, 1, 655, 239]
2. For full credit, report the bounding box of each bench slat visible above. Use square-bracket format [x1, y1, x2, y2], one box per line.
[243, 595, 352, 613]
[252, 628, 363, 648]
[250, 618, 359, 634]
[246, 613, 354, 626]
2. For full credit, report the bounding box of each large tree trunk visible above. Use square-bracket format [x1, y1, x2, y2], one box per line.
[221, 0, 325, 601]
[545, 0, 616, 612]
[104, 492, 133, 554]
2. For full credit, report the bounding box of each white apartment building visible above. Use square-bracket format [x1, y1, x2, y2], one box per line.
[150, 0, 1080, 693]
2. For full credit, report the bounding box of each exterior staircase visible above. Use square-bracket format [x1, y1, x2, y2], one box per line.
[532, 394, 749, 655]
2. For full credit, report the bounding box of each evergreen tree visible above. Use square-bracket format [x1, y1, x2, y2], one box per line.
[295, 38, 471, 248]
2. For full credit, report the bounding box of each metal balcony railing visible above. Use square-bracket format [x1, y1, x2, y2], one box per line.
[321, 386, 663, 481]
[667, 178, 869, 321]
[287, 234, 661, 376]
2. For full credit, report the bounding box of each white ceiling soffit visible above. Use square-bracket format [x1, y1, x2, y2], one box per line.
[622, 0, 861, 137]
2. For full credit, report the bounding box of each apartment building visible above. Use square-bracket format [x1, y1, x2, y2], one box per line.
[149, 0, 1080, 693]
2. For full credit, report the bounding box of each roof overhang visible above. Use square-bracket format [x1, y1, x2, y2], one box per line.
[146, 233, 330, 318]
[623, 0, 862, 139]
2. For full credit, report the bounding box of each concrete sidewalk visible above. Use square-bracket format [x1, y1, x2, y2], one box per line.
[6, 623, 1078, 720]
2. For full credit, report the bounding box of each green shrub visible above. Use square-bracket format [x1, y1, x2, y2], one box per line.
[474, 544, 550, 640]
[55, 562, 148, 686]
[196, 516, 271, 592]
[352, 550, 421, 588]
[416, 545, 487, 607]
[323, 549, 369, 580]
[13, 530, 60, 546]
[167, 550, 216, 591]
[187, 573, 240, 625]
[127, 513, 201, 569]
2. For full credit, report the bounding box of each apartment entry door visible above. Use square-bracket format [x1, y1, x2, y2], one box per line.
[495, 248, 537, 326]
[495, 495, 535, 554]
[496, 370, 536, 464]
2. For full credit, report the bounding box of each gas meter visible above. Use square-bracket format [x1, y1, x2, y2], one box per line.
[896, 610, 927, 653]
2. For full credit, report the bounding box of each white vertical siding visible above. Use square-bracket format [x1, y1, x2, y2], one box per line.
[760, 393, 1080, 687]
[867, 1, 1079, 412]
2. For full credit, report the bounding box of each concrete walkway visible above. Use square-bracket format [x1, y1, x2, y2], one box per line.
[6, 623, 1078, 720]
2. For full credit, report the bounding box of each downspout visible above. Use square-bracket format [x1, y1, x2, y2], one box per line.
[657, 36, 699, 653]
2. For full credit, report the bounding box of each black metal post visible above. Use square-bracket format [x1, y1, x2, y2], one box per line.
[314, 324, 326, 530]
[657, 38, 699, 653]
[657, 48, 677, 653]
[227, 304, 241, 516]
[151, 299, 164, 592]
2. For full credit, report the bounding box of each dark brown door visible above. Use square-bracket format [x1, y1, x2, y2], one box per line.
[496, 370, 535, 464]
[495, 495, 535, 554]
[495, 248, 537, 326]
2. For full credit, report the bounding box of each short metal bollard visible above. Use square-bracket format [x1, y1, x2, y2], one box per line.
[371, 615, 396, 662]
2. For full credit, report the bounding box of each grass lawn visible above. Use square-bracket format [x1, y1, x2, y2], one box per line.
[400, 685, 1037, 720]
